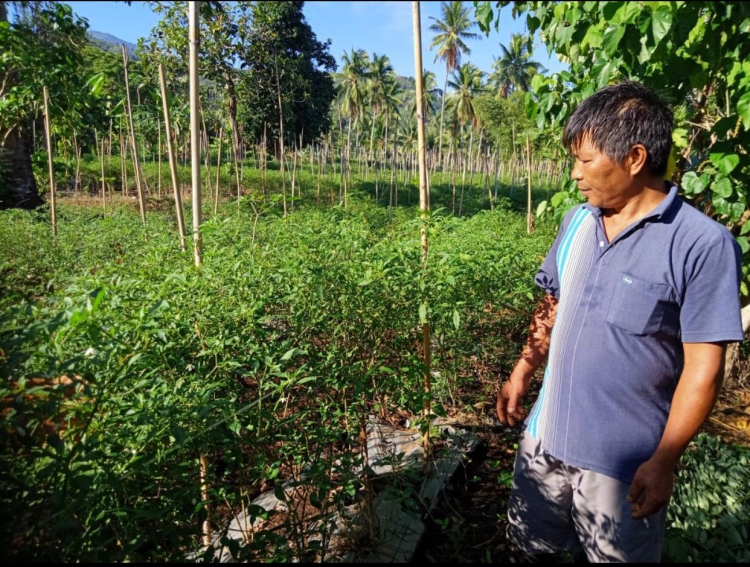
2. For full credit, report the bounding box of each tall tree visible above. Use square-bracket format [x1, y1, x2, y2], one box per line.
[489, 33, 545, 98]
[410, 69, 441, 121]
[0, 1, 89, 209]
[238, 1, 337, 150]
[428, 1, 479, 165]
[335, 48, 371, 184]
[367, 53, 396, 160]
[140, 2, 251, 158]
[448, 62, 485, 131]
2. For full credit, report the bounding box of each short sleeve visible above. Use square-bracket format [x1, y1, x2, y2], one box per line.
[534, 207, 581, 299]
[680, 230, 744, 343]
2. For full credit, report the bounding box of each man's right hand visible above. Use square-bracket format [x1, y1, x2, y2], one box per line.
[496, 375, 530, 426]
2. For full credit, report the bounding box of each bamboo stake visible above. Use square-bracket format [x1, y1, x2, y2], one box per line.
[199, 454, 211, 549]
[73, 131, 81, 195]
[214, 126, 223, 215]
[122, 45, 146, 225]
[189, 2, 202, 267]
[157, 117, 162, 198]
[100, 134, 106, 212]
[526, 135, 532, 234]
[159, 63, 187, 253]
[413, 0, 431, 470]
[42, 86, 57, 238]
[290, 144, 298, 211]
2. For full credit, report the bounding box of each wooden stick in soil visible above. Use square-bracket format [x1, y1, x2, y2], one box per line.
[214, 126, 223, 215]
[158, 63, 187, 253]
[526, 134, 532, 234]
[101, 134, 106, 212]
[122, 44, 146, 225]
[42, 86, 57, 238]
[188, 1, 202, 268]
[157, 117, 162, 198]
[199, 454, 211, 549]
[412, 0, 432, 470]
[73, 131, 81, 195]
[290, 144, 298, 211]
[200, 106, 212, 197]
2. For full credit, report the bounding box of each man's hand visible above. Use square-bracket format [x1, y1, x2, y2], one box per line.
[627, 457, 675, 519]
[496, 294, 557, 428]
[497, 375, 530, 427]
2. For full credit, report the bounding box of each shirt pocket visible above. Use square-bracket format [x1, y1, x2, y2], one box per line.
[606, 273, 674, 335]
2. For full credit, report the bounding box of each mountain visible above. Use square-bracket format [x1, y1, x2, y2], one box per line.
[88, 30, 138, 59]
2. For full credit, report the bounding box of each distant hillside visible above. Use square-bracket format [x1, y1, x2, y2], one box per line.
[88, 30, 138, 59]
[396, 75, 416, 93]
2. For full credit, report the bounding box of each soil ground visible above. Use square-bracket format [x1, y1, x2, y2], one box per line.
[413, 380, 750, 564]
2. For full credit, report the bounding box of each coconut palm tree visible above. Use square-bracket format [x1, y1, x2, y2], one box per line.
[410, 69, 441, 122]
[448, 62, 485, 131]
[428, 1, 479, 166]
[367, 53, 395, 161]
[447, 62, 485, 215]
[334, 48, 370, 198]
[489, 33, 546, 99]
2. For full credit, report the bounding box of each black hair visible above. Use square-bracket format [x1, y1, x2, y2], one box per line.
[562, 81, 673, 176]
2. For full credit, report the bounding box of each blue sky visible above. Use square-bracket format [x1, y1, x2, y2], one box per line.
[64, 1, 567, 82]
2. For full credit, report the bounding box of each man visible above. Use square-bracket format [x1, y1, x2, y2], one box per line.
[496, 81, 743, 563]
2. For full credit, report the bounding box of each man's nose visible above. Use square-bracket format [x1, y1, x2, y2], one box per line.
[571, 162, 583, 181]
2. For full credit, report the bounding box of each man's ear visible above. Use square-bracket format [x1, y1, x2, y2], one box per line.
[626, 144, 649, 175]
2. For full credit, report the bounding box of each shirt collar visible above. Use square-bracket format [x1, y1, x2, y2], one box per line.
[583, 181, 679, 222]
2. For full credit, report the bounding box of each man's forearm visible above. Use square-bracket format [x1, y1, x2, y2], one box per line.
[650, 342, 726, 469]
[511, 293, 558, 380]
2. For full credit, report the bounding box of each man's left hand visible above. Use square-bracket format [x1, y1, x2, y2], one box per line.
[626, 457, 675, 519]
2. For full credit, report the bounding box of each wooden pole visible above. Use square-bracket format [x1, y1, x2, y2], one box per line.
[101, 134, 106, 212]
[157, 117, 162, 198]
[159, 63, 187, 253]
[214, 126, 223, 215]
[42, 86, 57, 238]
[122, 45, 146, 225]
[526, 135, 532, 234]
[413, 1, 431, 467]
[189, 1, 202, 267]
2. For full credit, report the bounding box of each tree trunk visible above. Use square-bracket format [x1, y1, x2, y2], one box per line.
[223, 70, 241, 162]
[0, 2, 41, 210]
[0, 127, 42, 209]
[437, 71, 448, 168]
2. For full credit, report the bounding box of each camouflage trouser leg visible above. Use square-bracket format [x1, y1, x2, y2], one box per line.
[506, 432, 667, 563]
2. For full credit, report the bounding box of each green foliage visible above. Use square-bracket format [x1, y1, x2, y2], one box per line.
[0, 190, 551, 560]
[238, 0, 337, 148]
[0, 2, 92, 136]
[474, 0, 750, 292]
[665, 434, 750, 563]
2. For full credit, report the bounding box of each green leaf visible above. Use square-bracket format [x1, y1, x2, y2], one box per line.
[712, 176, 733, 199]
[582, 25, 604, 49]
[681, 171, 708, 195]
[651, 5, 673, 45]
[475, 2, 494, 35]
[452, 309, 460, 331]
[602, 24, 626, 55]
[737, 92, 750, 130]
[281, 348, 304, 361]
[419, 302, 427, 325]
[710, 152, 740, 176]
[551, 191, 568, 207]
[85, 72, 105, 97]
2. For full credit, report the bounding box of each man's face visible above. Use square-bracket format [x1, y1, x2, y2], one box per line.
[570, 136, 638, 210]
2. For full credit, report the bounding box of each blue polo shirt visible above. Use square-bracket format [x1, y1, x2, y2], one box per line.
[526, 183, 744, 483]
